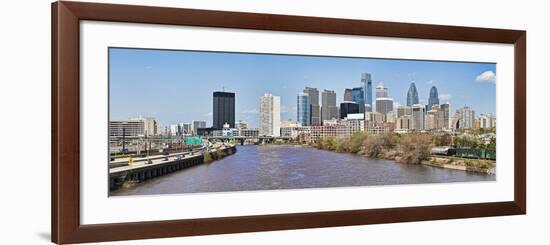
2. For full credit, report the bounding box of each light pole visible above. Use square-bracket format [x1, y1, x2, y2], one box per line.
[121, 122, 127, 154]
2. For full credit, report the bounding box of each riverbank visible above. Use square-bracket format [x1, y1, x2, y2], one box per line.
[421, 156, 495, 174]
[312, 133, 495, 175]
[203, 144, 237, 163]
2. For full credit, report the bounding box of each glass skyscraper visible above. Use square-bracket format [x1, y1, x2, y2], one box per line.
[428, 86, 440, 110]
[297, 92, 311, 126]
[351, 87, 365, 113]
[406, 82, 419, 106]
[361, 73, 373, 112]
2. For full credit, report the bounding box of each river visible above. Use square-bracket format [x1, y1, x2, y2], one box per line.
[111, 145, 495, 196]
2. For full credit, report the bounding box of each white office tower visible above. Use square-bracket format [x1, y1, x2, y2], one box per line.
[259, 93, 281, 137]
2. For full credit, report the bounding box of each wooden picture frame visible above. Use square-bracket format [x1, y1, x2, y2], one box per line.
[51, 1, 526, 244]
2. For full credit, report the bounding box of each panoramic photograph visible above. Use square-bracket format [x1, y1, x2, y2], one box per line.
[108, 47, 497, 196]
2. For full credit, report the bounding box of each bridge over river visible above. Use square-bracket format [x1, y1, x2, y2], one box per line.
[203, 135, 293, 145]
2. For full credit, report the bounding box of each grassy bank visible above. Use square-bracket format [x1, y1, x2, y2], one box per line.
[424, 156, 496, 174]
[313, 132, 496, 175]
[314, 132, 435, 164]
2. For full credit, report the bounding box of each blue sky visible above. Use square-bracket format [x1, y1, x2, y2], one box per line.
[109, 48, 496, 128]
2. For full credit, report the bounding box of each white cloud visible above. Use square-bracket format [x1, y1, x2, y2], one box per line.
[476, 70, 496, 83]
[439, 93, 452, 101]
[203, 112, 212, 117]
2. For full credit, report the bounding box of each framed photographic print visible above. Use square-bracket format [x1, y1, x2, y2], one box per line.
[52, 1, 526, 244]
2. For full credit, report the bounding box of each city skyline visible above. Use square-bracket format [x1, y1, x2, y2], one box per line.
[109, 48, 496, 128]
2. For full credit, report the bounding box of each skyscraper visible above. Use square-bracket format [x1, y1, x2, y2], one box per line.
[259, 93, 281, 137]
[428, 104, 445, 130]
[169, 124, 179, 136]
[425, 113, 436, 130]
[411, 104, 425, 130]
[375, 82, 393, 122]
[406, 82, 419, 106]
[396, 115, 412, 130]
[297, 92, 311, 126]
[376, 98, 394, 120]
[439, 103, 451, 129]
[192, 120, 207, 135]
[457, 106, 475, 129]
[428, 86, 440, 110]
[479, 114, 496, 128]
[142, 117, 158, 136]
[213, 91, 235, 129]
[180, 122, 192, 135]
[397, 105, 412, 118]
[351, 87, 365, 113]
[343, 88, 353, 101]
[321, 89, 339, 123]
[303, 87, 321, 125]
[361, 73, 373, 111]
[375, 82, 388, 98]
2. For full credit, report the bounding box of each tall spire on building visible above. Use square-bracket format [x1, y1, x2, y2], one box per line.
[428, 86, 440, 110]
[406, 82, 419, 106]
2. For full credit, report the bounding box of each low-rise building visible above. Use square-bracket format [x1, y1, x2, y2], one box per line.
[366, 122, 395, 134]
[110, 119, 145, 138]
[237, 128, 259, 137]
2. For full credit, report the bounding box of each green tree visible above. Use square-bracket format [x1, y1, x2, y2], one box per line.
[453, 136, 462, 147]
[487, 137, 496, 151]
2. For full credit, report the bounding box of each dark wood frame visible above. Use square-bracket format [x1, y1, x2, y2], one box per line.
[52, 1, 526, 244]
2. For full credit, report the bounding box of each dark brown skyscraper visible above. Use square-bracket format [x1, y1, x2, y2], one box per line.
[213, 91, 235, 129]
